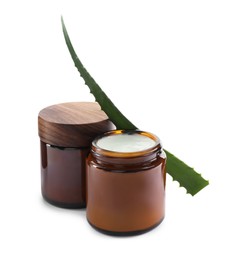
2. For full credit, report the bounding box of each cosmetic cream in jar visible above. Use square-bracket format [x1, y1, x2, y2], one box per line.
[87, 130, 166, 235]
[38, 102, 114, 208]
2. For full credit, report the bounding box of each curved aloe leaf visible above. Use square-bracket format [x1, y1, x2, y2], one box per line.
[61, 17, 137, 130]
[61, 17, 209, 195]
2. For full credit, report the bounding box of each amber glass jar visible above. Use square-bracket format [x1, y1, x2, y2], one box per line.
[87, 130, 166, 235]
[38, 102, 114, 208]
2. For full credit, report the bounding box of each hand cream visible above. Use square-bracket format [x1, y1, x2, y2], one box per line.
[96, 132, 156, 152]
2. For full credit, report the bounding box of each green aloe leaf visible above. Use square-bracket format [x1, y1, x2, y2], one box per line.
[61, 17, 209, 195]
[165, 150, 209, 195]
[61, 17, 136, 130]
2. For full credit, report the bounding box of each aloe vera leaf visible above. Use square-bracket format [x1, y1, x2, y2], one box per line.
[61, 17, 209, 195]
[61, 17, 137, 130]
[165, 150, 209, 195]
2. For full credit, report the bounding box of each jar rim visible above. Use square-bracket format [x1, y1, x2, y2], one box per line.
[92, 130, 162, 158]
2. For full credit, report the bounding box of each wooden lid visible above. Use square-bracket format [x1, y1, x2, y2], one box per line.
[38, 102, 115, 147]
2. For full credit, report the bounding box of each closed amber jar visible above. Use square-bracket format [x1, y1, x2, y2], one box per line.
[38, 102, 114, 208]
[86, 130, 166, 235]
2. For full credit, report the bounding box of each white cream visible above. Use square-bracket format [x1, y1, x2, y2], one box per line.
[96, 133, 156, 152]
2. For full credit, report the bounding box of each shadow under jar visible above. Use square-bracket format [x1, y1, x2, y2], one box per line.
[38, 102, 114, 208]
[87, 130, 166, 236]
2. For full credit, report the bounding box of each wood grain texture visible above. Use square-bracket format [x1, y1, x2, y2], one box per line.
[38, 102, 115, 147]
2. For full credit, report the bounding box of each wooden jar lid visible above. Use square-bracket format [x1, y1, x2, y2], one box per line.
[38, 102, 115, 147]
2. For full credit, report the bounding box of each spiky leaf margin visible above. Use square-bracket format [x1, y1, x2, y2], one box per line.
[61, 17, 136, 130]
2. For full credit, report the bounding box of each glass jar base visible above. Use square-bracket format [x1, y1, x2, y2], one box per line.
[87, 217, 164, 236]
[42, 195, 86, 209]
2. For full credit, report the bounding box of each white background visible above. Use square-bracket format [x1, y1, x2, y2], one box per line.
[0, 0, 239, 259]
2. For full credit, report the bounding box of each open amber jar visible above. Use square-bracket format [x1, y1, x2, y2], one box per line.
[87, 130, 166, 235]
[38, 102, 114, 208]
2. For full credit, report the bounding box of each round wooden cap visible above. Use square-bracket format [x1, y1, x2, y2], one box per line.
[38, 102, 115, 147]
